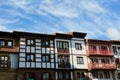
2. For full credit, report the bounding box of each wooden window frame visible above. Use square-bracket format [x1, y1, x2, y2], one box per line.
[0, 39, 13, 47]
[90, 45, 96, 50]
[42, 72, 50, 80]
[75, 43, 82, 50]
[41, 40, 50, 47]
[42, 54, 50, 62]
[26, 39, 35, 46]
[104, 71, 110, 79]
[57, 41, 69, 49]
[25, 72, 35, 80]
[77, 57, 84, 64]
[0, 55, 9, 68]
[26, 53, 35, 62]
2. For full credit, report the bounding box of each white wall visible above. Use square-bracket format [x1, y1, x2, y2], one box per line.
[70, 38, 88, 69]
[72, 55, 88, 69]
[10, 54, 18, 68]
[71, 38, 86, 55]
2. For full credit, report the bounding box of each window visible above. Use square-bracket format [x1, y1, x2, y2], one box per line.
[26, 72, 35, 80]
[118, 73, 120, 79]
[41, 40, 49, 47]
[26, 54, 35, 62]
[7, 40, 13, 47]
[92, 71, 98, 78]
[58, 55, 70, 68]
[113, 46, 117, 55]
[92, 58, 98, 63]
[101, 46, 107, 50]
[104, 71, 110, 78]
[42, 54, 50, 62]
[75, 43, 82, 50]
[90, 45, 96, 50]
[0, 56, 9, 68]
[0, 39, 5, 46]
[58, 72, 70, 79]
[42, 73, 50, 80]
[77, 72, 85, 78]
[99, 72, 103, 78]
[57, 41, 69, 49]
[27, 39, 34, 45]
[77, 57, 84, 64]
[105, 59, 110, 64]
[58, 72, 63, 79]
[0, 39, 13, 47]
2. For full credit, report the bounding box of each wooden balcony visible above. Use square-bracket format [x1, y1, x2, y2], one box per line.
[57, 49, 69, 53]
[88, 63, 116, 70]
[0, 47, 19, 53]
[87, 49, 114, 56]
[58, 63, 70, 68]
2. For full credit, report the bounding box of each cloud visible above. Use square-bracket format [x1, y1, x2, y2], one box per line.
[0, 0, 120, 40]
[107, 27, 120, 40]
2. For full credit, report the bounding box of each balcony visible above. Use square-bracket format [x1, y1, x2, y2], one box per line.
[58, 62, 70, 68]
[0, 47, 19, 53]
[87, 49, 114, 56]
[57, 49, 69, 53]
[88, 63, 116, 70]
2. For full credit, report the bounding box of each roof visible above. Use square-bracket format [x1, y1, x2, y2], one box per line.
[67, 32, 87, 38]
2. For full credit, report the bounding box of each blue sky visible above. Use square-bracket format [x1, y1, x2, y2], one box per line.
[0, 0, 120, 40]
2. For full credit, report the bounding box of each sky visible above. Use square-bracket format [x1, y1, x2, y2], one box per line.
[0, 0, 120, 40]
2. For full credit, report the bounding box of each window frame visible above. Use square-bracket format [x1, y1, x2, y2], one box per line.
[41, 40, 50, 47]
[75, 43, 82, 50]
[26, 39, 35, 46]
[77, 57, 84, 64]
[42, 54, 50, 62]
[42, 72, 50, 80]
[0, 39, 13, 47]
[57, 41, 69, 49]
[26, 53, 35, 62]
[0, 55, 9, 68]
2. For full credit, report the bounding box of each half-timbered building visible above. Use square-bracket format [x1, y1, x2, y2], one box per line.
[67, 32, 88, 80]
[54, 33, 73, 80]
[0, 31, 19, 80]
[15, 31, 55, 80]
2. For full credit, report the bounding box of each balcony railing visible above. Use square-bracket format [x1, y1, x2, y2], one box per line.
[0, 47, 19, 53]
[58, 62, 70, 68]
[57, 49, 69, 53]
[88, 49, 113, 56]
[88, 63, 116, 70]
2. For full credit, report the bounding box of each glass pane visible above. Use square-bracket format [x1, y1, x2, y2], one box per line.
[31, 47, 35, 53]
[27, 40, 31, 45]
[26, 47, 30, 52]
[5, 57, 8, 61]
[8, 41, 12, 46]
[0, 40, 5, 46]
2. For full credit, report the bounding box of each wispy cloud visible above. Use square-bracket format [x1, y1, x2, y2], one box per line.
[0, 0, 120, 40]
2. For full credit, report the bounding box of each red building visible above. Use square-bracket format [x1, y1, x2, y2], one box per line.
[86, 39, 116, 80]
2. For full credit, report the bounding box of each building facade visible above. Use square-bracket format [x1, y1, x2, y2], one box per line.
[16, 31, 56, 80]
[111, 40, 120, 80]
[0, 31, 118, 80]
[86, 39, 116, 80]
[67, 32, 88, 80]
[0, 31, 19, 80]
